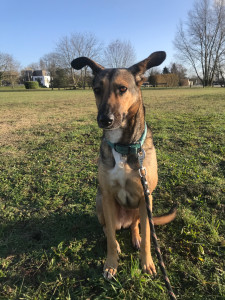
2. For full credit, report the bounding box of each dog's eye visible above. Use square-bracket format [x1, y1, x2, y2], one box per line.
[93, 87, 101, 94]
[119, 86, 127, 94]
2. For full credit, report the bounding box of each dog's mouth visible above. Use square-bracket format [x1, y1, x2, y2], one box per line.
[98, 122, 121, 131]
[99, 124, 121, 131]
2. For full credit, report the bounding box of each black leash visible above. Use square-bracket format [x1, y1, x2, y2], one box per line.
[138, 149, 177, 300]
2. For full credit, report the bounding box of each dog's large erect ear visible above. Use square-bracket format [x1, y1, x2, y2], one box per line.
[71, 57, 104, 74]
[128, 51, 166, 84]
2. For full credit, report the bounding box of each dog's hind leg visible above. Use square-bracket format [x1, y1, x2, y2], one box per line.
[131, 217, 141, 250]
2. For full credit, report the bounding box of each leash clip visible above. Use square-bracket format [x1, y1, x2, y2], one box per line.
[139, 166, 147, 178]
[138, 148, 146, 177]
[138, 148, 145, 168]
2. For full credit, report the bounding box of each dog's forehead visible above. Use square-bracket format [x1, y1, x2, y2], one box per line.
[93, 68, 135, 86]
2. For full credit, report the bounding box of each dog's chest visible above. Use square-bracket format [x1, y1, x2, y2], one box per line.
[108, 149, 138, 207]
[109, 149, 127, 186]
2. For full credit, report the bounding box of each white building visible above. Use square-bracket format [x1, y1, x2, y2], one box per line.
[32, 70, 51, 88]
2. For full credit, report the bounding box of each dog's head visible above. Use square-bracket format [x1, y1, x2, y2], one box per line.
[71, 51, 166, 130]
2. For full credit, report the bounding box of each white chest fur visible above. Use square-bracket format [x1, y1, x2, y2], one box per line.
[108, 149, 131, 206]
[109, 149, 126, 186]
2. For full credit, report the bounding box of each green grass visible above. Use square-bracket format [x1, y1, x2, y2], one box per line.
[0, 88, 224, 299]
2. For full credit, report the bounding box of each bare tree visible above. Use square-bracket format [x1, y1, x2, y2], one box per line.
[0, 52, 20, 87]
[55, 32, 103, 88]
[26, 62, 40, 70]
[174, 0, 225, 86]
[0, 53, 10, 73]
[170, 62, 187, 85]
[39, 52, 61, 72]
[39, 52, 62, 83]
[215, 61, 225, 86]
[103, 39, 136, 68]
[170, 63, 187, 77]
[0, 53, 13, 84]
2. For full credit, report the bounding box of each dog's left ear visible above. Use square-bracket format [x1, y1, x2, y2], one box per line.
[71, 57, 104, 74]
[128, 51, 166, 85]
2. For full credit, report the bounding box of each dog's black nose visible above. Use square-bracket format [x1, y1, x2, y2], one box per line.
[98, 114, 114, 128]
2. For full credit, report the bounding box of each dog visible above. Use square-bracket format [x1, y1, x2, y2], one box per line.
[71, 51, 177, 280]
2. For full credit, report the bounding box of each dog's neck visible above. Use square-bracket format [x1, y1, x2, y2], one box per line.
[104, 95, 145, 145]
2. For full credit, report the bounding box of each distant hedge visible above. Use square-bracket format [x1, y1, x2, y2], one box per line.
[24, 81, 39, 89]
[149, 74, 179, 87]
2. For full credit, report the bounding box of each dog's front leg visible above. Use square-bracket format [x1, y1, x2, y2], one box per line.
[102, 192, 119, 280]
[139, 195, 156, 275]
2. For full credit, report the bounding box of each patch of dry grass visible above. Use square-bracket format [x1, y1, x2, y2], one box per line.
[0, 90, 96, 148]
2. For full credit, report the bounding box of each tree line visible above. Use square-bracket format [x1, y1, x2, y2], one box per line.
[0, 35, 136, 89]
[147, 63, 191, 87]
[1, 0, 225, 88]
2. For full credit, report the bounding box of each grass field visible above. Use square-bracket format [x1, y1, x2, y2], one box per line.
[0, 87, 225, 299]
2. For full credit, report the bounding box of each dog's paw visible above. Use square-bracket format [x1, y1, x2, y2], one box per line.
[103, 258, 118, 280]
[131, 225, 141, 250]
[141, 257, 157, 275]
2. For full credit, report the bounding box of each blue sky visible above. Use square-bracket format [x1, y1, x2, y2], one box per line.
[1, 0, 196, 69]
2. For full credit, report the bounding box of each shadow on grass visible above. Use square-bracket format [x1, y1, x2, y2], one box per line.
[1, 209, 103, 257]
[0, 209, 106, 293]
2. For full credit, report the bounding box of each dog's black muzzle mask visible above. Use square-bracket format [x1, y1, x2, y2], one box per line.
[97, 112, 115, 129]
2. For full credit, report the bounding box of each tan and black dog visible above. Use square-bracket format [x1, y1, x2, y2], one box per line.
[71, 52, 177, 280]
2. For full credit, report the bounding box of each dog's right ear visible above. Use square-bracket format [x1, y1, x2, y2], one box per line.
[71, 57, 104, 74]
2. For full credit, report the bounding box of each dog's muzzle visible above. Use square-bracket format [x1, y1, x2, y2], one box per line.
[97, 113, 115, 129]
